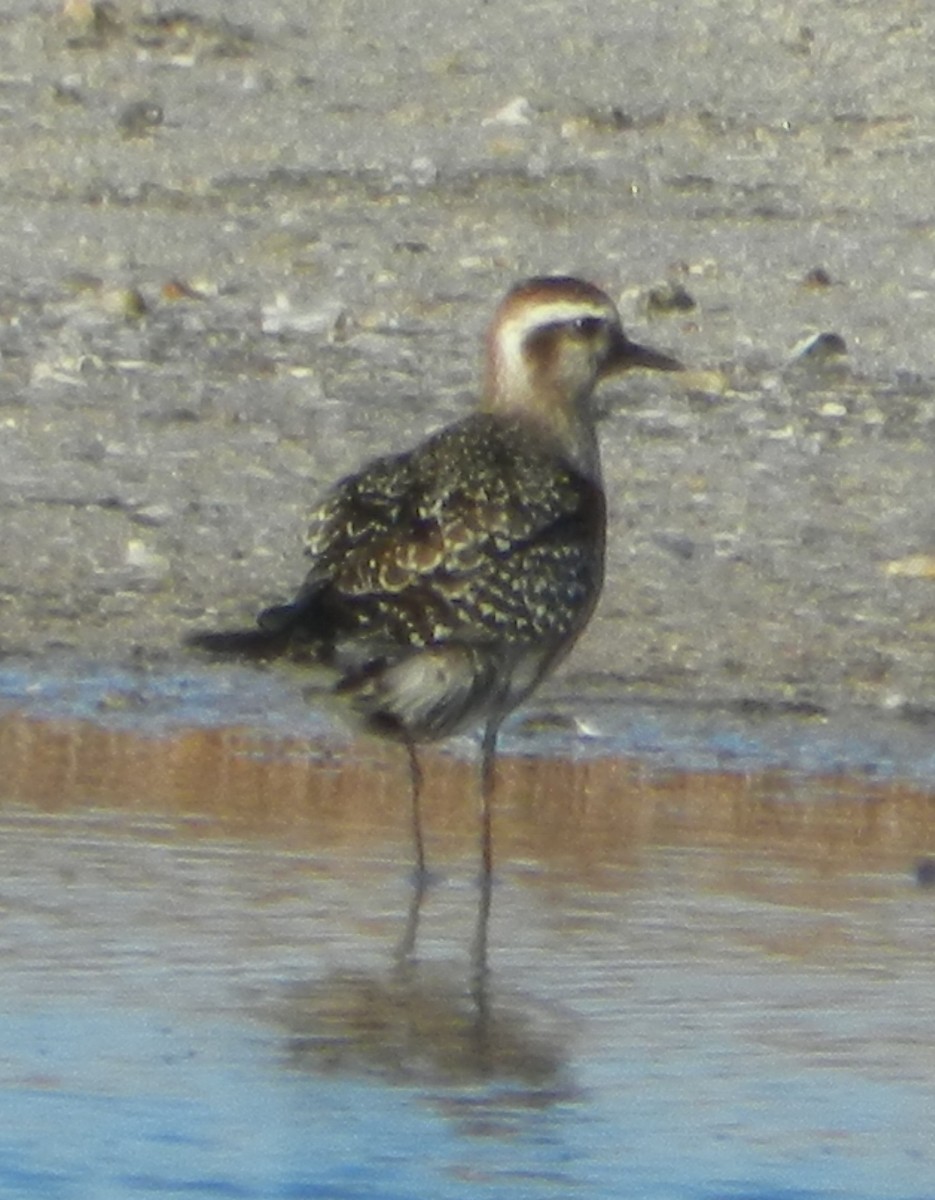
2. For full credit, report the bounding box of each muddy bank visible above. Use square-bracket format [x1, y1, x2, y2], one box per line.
[7, 702, 935, 863]
[1, 1, 934, 724]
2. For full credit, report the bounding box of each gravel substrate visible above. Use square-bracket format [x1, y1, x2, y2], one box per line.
[2, 1, 934, 725]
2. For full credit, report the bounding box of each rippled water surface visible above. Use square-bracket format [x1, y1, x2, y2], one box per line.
[2, 677, 934, 1200]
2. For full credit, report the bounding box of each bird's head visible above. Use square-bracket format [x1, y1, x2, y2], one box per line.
[482, 276, 681, 472]
[484, 275, 680, 407]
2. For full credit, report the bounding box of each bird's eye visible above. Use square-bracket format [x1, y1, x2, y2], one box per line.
[571, 316, 604, 337]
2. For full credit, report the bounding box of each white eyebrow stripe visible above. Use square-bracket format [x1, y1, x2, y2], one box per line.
[496, 306, 612, 369]
[502, 301, 610, 336]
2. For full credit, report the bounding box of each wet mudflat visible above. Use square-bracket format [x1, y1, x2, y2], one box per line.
[1, 0, 935, 715]
[2, 675, 935, 1199]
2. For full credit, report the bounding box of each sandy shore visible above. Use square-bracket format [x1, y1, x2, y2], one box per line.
[1, 1, 935, 727]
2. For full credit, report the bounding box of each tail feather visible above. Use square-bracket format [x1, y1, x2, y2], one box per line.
[185, 624, 294, 661]
[186, 588, 332, 664]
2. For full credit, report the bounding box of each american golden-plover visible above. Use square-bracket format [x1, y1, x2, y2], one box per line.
[188, 277, 680, 877]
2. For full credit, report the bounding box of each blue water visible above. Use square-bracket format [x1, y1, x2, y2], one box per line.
[1, 668, 934, 1199]
[1, 998, 930, 1200]
[0, 808, 933, 1200]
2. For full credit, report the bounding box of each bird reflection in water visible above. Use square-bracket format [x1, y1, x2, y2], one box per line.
[269, 872, 574, 1123]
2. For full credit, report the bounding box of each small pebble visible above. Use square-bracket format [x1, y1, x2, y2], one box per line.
[60, 0, 120, 40]
[590, 106, 635, 132]
[645, 282, 696, 316]
[680, 368, 728, 394]
[50, 81, 84, 105]
[260, 294, 348, 338]
[884, 555, 935, 580]
[409, 156, 438, 187]
[653, 532, 696, 562]
[125, 539, 169, 575]
[801, 266, 834, 289]
[482, 97, 533, 127]
[787, 331, 847, 365]
[161, 279, 207, 302]
[117, 100, 164, 139]
[915, 858, 935, 887]
[130, 504, 174, 528]
[100, 286, 148, 320]
[572, 106, 635, 134]
[512, 711, 589, 736]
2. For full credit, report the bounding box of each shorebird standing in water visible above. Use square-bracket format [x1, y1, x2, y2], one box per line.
[187, 277, 680, 882]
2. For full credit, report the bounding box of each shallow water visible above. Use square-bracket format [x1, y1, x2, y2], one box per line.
[2, 674, 935, 1199]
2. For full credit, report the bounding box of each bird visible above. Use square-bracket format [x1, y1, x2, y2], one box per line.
[186, 276, 681, 880]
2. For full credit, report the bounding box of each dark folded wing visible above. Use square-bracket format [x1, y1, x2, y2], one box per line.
[290, 413, 605, 652]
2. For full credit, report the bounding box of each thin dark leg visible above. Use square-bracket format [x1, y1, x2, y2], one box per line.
[470, 846, 492, 1015]
[471, 719, 499, 1008]
[405, 738, 427, 881]
[478, 718, 499, 882]
[395, 865, 427, 965]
